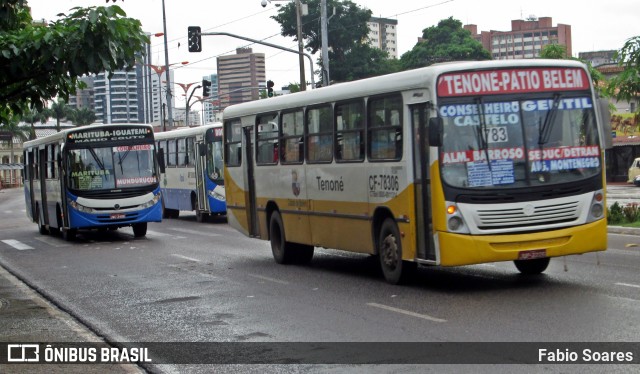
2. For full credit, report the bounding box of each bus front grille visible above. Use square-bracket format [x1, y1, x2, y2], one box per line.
[475, 201, 581, 230]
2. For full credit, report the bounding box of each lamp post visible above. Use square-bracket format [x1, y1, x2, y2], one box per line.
[161, 0, 174, 126]
[146, 61, 188, 131]
[261, 0, 310, 90]
[176, 82, 201, 127]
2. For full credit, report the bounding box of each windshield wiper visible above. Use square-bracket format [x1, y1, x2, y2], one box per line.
[87, 146, 106, 171]
[117, 149, 131, 174]
[538, 94, 561, 146]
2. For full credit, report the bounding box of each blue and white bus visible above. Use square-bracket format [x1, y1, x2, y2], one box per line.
[23, 124, 162, 240]
[155, 123, 226, 222]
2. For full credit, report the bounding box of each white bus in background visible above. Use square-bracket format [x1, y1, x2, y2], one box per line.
[155, 123, 226, 221]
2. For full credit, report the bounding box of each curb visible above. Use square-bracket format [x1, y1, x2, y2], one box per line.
[607, 226, 640, 236]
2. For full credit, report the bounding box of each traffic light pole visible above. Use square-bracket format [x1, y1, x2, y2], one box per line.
[200, 31, 315, 89]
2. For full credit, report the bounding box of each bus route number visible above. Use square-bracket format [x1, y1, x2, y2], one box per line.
[369, 174, 399, 192]
[485, 126, 508, 144]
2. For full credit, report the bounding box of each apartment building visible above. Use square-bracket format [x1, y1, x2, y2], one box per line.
[367, 17, 398, 58]
[216, 48, 266, 110]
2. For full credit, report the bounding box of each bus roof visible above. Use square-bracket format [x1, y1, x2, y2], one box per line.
[223, 59, 590, 119]
[154, 123, 223, 141]
[23, 123, 155, 149]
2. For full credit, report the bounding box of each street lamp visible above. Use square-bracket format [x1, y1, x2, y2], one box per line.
[146, 61, 188, 131]
[261, 0, 307, 91]
[176, 82, 202, 127]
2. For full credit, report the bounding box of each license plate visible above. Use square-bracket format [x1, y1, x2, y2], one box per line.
[518, 249, 547, 260]
[110, 213, 125, 219]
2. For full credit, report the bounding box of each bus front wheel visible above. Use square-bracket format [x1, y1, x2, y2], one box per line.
[269, 211, 294, 264]
[378, 218, 415, 285]
[132, 222, 148, 238]
[514, 257, 550, 275]
[62, 228, 76, 241]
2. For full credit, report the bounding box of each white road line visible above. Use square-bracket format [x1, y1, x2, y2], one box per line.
[146, 230, 173, 237]
[367, 302, 447, 323]
[616, 282, 640, 289]
[169, 227, 221, 237]
[171, 254, 201, 262]
[34, 236, 69, 247]
[248, 273, 289, 285]
[1, 239, 34, 250]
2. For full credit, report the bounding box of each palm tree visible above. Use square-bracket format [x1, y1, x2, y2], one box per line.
[1, 115, 30, 163]
[47, 98, 71, 132]
[67, 107, 97, 127]
[21, 106, 49, 140]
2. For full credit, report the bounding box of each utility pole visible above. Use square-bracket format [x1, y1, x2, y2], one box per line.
[320, 0, 329, 86]
[295, 0, 306, 91]
[161, 0, 173, 127]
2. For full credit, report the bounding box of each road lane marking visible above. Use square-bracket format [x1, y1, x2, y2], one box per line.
[169, 227, 221, 237]
[172, 254, 201, 262]
[1, 239, 34, 250]
[616, 282, 640, 289]
[367, 302, 447, 323]
[248, 274, 289, 285]
[34, 236, 69, 247]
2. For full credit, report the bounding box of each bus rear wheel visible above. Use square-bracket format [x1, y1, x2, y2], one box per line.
[37, 207, 49, 235]
[62, 228, 76, 241]
[269, 211, 294, 264]
[132, 222, 148, 238]
[514, 257, 550, 275]
[378, 218, 415, 285]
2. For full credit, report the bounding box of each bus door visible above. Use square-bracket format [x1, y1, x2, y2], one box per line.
[243, 126, 259, 237]
[410, 104, 436, 262]
[195, 140, 209, 214]
[25, 149, 36, 220]
[38, 147, 49, 227]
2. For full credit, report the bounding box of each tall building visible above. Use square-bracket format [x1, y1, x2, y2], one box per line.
[579, 50, 618, 67]
[202, 74, 220, 124]
[367, 17, 398, 58]
[465, 16, 571, 60]
[216, 48, 265, 109]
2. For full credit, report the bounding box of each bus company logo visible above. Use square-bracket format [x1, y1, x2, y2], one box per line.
[7, 344, 40, 362]
[291, 170, 300, 196]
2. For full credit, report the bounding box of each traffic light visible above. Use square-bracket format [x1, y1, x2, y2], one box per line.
[202, 79, 211, 97]
[187, 26, 202, 52]
[267, 80, 274, 97]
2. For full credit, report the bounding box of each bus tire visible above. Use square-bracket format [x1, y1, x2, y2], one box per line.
[514, 257, 550, 275]
[62, 228, 76, 242]
[378, 218, 415, 285]
[132, 222, 148, 238]
[292, 243, 314, 264]
[37, 206, 49, 235]
[269, 211, 293, 264]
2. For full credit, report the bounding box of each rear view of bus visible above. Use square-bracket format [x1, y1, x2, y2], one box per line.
[23, 124, 162, 240]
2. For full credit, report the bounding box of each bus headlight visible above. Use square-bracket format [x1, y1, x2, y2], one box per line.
[141, 192, 161, 209]
[587, 190, 605, 222]
[209, 187, 225, 201]
[68, 198, 94, 213]
[445, 202, 469, 234]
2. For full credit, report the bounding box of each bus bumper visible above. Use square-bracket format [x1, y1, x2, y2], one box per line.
[435, 219, 607, 266]
[68, 200, 163, 229]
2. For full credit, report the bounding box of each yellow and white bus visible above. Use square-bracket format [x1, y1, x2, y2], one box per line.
[222, 60, 611, 284]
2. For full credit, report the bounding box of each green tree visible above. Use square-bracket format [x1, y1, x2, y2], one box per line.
[0, 1, 148, 124]
[271, 0, 397, 83]
[21, 105, 49, 140]
[47, 98, 70, 132]
[0, 115, 29, 163]
[67, 107, 97, 127]
[400, 17, 491, 70]
[606, 36, 640, 107]
[539, 44, 606, 96]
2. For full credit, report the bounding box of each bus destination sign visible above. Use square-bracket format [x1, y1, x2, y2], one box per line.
[67, 127, 153, 144]
[437, 67, 590, 97]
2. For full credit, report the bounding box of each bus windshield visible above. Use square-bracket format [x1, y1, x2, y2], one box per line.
[67, 144, 157, 190]
[439, 94, 600, 188]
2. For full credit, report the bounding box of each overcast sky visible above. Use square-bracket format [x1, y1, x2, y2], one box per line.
[27, 0, 640, 96]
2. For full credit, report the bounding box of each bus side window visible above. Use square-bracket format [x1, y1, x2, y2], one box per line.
[335, 100, 364, 162]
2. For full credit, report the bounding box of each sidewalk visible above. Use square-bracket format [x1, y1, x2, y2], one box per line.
[0, 266, 143, 373]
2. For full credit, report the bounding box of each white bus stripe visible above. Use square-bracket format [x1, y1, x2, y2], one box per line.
[172, 254, 201, 262]
[616, 282, 640, 289]
[169, 228, 221, 237]
[249, 274, 289, 285]
[2, 239, 34, 250]
[367, 302, 446, 323]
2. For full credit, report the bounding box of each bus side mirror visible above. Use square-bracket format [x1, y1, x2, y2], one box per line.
[428, 117, 443, 147]
[598, 98, 613, 150]
[198, 143, 207, 157]
[157, 148, 166, 173]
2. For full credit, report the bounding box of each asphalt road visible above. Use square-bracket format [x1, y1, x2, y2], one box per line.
[1, 187, 639, 373]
